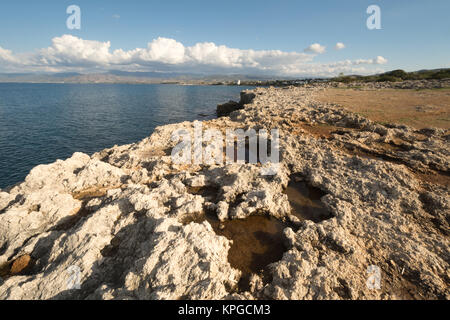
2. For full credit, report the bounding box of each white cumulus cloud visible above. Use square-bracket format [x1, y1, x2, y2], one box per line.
[335, 42, 346, 50]
[0, 47, 18, 64]
[374, 55, 388, 64]
[36, 35, 113, 66]
[304, 43, 326, 54]
[0, 35, 388, 76]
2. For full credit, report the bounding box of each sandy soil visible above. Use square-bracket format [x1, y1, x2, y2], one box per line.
[315, 88, 450, 129]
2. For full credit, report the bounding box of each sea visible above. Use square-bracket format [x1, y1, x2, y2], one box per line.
[0, 83, 253, 188]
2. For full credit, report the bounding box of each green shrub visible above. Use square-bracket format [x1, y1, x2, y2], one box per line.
[427, 70, 450, 80]
[376, 75, 402, 82]
[384, 70, 408, 79]
[332, 69, 450, 83]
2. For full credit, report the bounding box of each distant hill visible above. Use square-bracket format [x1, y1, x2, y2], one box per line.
[107, 70, 196, 78]
[0, 70, 290, 84]
[0, 70, 266, 83]
[332, 68, 450, 83]
[0, 68, 448, 84]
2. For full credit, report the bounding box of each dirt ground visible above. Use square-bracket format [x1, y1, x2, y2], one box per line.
[315, 88, 450, 130]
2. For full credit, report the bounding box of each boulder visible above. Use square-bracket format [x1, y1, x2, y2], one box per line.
[216, 100, 242, 117]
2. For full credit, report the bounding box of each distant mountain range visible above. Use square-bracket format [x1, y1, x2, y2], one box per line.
[0, 68, 448, 85]
[0, 70, 294, 84]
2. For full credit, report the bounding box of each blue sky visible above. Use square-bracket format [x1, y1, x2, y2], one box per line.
[0, 0, 448, 76]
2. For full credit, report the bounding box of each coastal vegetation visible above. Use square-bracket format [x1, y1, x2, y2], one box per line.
[331, 68, 450, 83]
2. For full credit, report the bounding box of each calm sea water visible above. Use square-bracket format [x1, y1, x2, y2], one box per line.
[0, 83, 253, 188]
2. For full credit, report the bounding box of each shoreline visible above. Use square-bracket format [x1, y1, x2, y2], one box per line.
[0, 84, 251, 190]
[0, 76, 449, 88]
[0, 81, 448, 300]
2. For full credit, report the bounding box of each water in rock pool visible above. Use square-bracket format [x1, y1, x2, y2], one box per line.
[285, 180, 332, 222]
[0, 83, 253, 188]
[182, 181, 332, 292]
[182, 210, 288, 292]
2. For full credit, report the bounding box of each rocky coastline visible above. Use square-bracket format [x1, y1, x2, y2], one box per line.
[0, 83, 448, 300]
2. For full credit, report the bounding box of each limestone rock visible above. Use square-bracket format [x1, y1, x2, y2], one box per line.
[217, 101, 242, 117]
[0, 85, 448, 300]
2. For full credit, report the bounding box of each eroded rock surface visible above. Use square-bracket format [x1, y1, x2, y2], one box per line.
[0, 86, 448, 300]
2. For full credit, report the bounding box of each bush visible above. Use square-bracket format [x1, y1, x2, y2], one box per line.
[384, 70, 408, 79]
[332, 69, 450, 83]
[427, 70, 450, 80]
[332, 76, 356, 83]
[376, 75, 402, 82]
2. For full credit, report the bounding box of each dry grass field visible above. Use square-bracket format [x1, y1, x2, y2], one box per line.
[315, 88, 450, 130]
